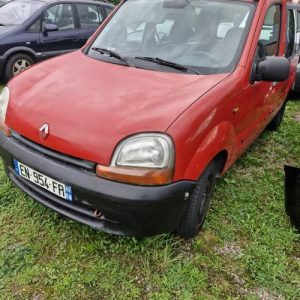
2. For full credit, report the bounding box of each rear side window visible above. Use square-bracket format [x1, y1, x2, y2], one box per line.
[286, 9, 295, 57]
[77, 4, 103, 28]
[44, 4, 75, 31]
[259, 5, 281, 56]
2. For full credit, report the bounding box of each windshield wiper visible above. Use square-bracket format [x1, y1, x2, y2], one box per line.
[135, 56, 200, 75]
[92, 47, 130, 66]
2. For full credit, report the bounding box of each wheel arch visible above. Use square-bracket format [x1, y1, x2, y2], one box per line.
[213, 149, 228, 176]
[3, 47, 38, 68]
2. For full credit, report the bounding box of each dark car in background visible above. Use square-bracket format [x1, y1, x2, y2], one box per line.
[0, 0, 114, 81]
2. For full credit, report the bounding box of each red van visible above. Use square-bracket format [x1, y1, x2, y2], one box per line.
[0, 0, 298, 238]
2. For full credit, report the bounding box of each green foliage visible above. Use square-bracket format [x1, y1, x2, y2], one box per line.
[106, 0, 120, 5]
[0, 92, 300, 298]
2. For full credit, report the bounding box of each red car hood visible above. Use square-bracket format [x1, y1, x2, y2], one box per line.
[7, 51, 228, 164]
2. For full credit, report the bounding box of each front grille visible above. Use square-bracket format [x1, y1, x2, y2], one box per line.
[11, 131, 96, 172]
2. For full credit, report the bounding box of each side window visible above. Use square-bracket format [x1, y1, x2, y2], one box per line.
[286, 9, 295, 57]
[44, 4, 75, 31]
[296, 10, 300, 51]
[104, 7, 113, 17]
[77, 4, 103, 29]
[28, 18, 41, 32]
[297, 11, 300, 33]
[259, 5, 281, 56]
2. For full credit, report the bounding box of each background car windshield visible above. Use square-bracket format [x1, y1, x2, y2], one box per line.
[0, 1, 43, 25]
[89, 0, 254, 74]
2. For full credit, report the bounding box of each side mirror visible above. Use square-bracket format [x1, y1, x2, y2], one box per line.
[43, 23, 58, 32]
[252, 56, 290, 83]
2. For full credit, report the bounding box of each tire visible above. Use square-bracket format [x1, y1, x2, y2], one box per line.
[175, 159, 221, 239]
[4, 53, 34, 82]
[266, 102, 286, 132]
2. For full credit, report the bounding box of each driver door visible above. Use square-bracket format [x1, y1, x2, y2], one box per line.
[249, 4, 286, 137]
[231, 4, 286, 158]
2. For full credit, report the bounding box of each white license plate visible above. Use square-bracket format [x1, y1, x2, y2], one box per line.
[13, 159, 73, 201]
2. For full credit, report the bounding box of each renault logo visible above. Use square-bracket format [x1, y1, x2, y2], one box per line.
[39, 123, 49, 140]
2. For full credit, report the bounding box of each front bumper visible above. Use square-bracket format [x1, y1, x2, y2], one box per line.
[0, 131, 195, 237]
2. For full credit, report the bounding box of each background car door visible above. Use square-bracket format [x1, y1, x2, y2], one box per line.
[76, 3, 105, 46]
[39, 3, 81, 57]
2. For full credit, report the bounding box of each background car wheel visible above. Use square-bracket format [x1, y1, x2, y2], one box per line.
[4, 53, 34, 82]
[266, 102, 286, 131]
[175, 159, 221, 239]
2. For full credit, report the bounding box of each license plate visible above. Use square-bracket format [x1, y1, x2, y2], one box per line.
[13, 159, 73, 201]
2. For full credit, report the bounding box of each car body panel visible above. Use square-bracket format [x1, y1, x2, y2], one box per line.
[6, 50, 228, 165]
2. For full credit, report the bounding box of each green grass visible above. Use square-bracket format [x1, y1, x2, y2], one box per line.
[0, 93, 300, 299]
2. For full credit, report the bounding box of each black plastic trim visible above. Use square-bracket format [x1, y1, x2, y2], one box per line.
[11, 131, 95, 171]
[285, 165, 300, 230]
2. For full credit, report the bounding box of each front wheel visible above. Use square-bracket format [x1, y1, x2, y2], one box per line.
[175, 160, 220, 239]
[4, 53, 34, 82]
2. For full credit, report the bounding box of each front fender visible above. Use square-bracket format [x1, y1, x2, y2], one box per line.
[184, 122, 236, 180]
[172, 121, 236, 181]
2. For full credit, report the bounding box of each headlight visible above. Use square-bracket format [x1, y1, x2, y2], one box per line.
[0, 87, 9, 124]
[112, 134, 174, 168]
[96, 133, 175, 185]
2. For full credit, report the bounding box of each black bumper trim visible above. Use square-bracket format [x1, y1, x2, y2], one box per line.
[9, 170, 124, 236]
[11, 131, 96, 171]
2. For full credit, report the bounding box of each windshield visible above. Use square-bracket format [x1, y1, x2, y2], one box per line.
[0, 1, 43, 25]
[88, 0, 254, 75]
